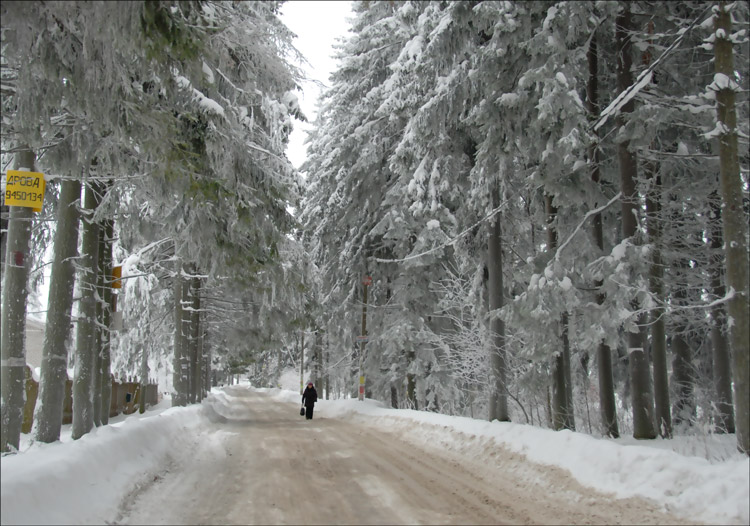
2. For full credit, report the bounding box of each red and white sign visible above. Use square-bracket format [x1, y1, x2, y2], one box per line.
[362, 276, 372, 286]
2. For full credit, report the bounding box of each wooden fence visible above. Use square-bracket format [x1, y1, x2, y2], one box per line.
[22, 366, 159, 433]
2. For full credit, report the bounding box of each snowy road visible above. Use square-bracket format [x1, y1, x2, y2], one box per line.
[113, 387, 690, 525]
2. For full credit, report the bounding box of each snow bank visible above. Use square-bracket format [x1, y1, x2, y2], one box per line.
[1, 402, 206, 525]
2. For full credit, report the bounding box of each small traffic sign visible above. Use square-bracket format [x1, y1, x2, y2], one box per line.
[363, 276, 372, 286]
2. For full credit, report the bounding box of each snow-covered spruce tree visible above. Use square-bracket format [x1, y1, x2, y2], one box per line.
[301, 1, 423, 405]
[110, 1, 303, 405]
[357, 0, 472, 411]
[503, 1, 612, 431]
[590, 1, 746, 439]
[585, 14, 619, 438]
[460, 1, 580, 424]
[613, 2, 656, 439]
[711, 0, 750, 455]
[1, 0, 190, 440]
[625, 1, 719, 437]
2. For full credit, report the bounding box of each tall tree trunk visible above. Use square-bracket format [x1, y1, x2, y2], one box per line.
[72, 181, 102, 440]
[587, 31, 619, 438]
[313, 330, 322, 391]
[189, 271, 201, 404]
[406, 348, 417, 410]
[562, 312, 574, 429]
[99, 219, 114, 425]
[324, 334, 330, 400]
[172, 257, 189, 406]
[203, 330, 211, 399]
[670, 237, 695, 428]
[1, 148, 36, 452]
[300, 332, 305, 395]
[641, 18, 671, 438]
[196, 312, 205, 402]
[713, 0, 749, 455]
[35, 177, 82, 442]
[92, 221, 106, 427]
[487, 187, 509, 422]
[671, 330, 694, 427]
[646, 170, 671, 438]
[546, 194, 574, 430]
[709, 197, 734, 433]
[358, 280, 368, 401]
[616, 4, 656, 439]
[139, 344, 148, 414]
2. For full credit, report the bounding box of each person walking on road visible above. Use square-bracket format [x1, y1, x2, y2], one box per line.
[302, 381, 318, 420]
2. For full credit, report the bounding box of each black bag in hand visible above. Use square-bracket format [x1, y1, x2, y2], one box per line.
[300, 406, 305, 416]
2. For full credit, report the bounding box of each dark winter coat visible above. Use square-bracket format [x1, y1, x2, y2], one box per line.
[302, 386, 318, 407]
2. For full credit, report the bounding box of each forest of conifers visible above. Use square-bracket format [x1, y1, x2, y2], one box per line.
[1, 0, 748, 457]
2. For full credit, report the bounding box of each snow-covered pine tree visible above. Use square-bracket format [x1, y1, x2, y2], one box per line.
[711, 0, 749, 455]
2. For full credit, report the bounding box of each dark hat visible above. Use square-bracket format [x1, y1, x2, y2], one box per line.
[307, 382, 313, 386]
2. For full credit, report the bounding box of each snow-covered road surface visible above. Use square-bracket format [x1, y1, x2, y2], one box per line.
[114, 387, 689, 525]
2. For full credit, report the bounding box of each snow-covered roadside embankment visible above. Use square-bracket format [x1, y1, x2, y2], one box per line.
[0, 403, 207, 525]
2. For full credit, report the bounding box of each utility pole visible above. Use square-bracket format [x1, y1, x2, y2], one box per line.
[358, 275, 372, 401]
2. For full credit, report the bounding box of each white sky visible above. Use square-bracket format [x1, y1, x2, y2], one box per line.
[280, 1, 354, 169]
[2, 381, 748, 525]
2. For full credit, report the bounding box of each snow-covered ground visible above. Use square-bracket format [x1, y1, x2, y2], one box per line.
[1, 381, 747, 525]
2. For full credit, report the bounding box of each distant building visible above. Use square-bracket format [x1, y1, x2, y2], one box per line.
[25, 317, 45, 371]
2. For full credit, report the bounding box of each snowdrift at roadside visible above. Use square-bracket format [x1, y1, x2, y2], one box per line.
[1, 402, 207, 525]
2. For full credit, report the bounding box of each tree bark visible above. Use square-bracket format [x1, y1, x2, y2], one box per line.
[35, 177, 82, 443]
[406, 350, 417, 410]
[587, 31, 619, 438]
[709, 197, 734, 433]
[646, 170, 671, 438]
[139, 345, 148, 414]
[172, 257, 189, 407]
[324, 334, 330, 400]
[203, 330, 211, 399]
[92, 220, 106, 427]
[616, 4, 656, 439]
[314, 331, 322, 393]
[671, 331, 694, 427]
[714, 0, 749, 455]
[72, 181, 102, 440]
[487, 186, 509, 422]
[546, 194, 574, 430]
[189, 271, 201, 404]
[300, 332, 305, 395]
[99, 219, 114, 425]
[1, 148, 36, 452]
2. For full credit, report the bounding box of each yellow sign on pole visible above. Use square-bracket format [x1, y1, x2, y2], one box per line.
[112, 266, 122, 289]
[4, 170, 45, 212]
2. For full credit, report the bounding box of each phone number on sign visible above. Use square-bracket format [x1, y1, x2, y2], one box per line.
[5, 190, 43, 202]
